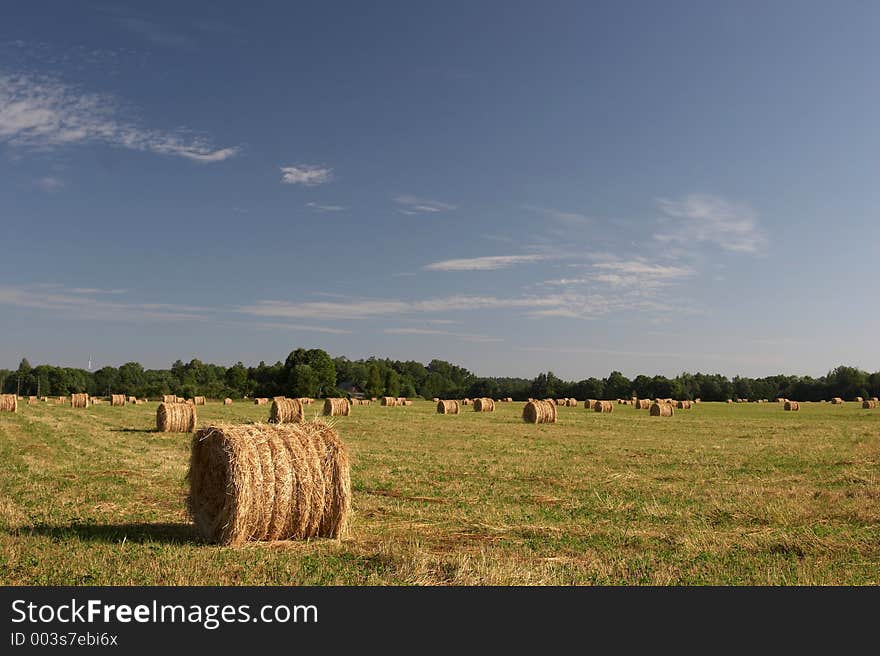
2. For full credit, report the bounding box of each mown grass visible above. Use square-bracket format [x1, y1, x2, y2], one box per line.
[1, 400, 878, 584]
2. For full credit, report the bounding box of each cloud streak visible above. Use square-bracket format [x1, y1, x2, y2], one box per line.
[0, 72, 239, 162]
[655, 194, 767, 253]
[280, 165, 332, 185]
[424, 254, 547, 271]
[394, 194, 456, 214]
[383, 328, 502, 343]
[305, 201, 344, 212]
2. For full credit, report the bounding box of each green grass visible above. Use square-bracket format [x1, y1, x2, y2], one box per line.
[1, 399, 878, 584]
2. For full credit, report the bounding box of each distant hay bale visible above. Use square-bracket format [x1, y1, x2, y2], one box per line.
[461, 398, 471, 406]
[776, 398, 786, 403]
[176, 396, 186, 404]
[187, 421, 351, 545]
[194, 396, 206, 406]
[128, 396, 137, 403]
[397, 397, 407, 405]
[224, 398, 233, 406]
[831, 397, 844, 405]
[676, 400, 693, 409]
[565, 398, 578, 407]
[862, 400, 877, 409]
[0, 394, 18, 413]
[694, 398, 701, 404]
[636, 399, 651, 410]
[522, 400, 557, 424]
[27, 395, 37, 405]
[323, 398, 350, 417]
[156, 402, 197, 433]
[270, 397, 305, 424]
[70, 393, 89, 408]
[57, 396, 65, 404]
[186, 399, 195, 405]
[300, 398, 314, 405]
[381, 396, 397, 407]
[473, 397, 495, 412]
[163, 394, 176, 404]
[726, 399, 733, 404]
[855, 396, 864, 402]
[784, 400, 800, 411]
[437, 400, 460, 415]
[594, 400, 613, 413]
[554, 398, 565, 406]
[254, 398, 269, 405]
[432, 397, 439, 402]
[403, 400, 413, 406]
[360, 399, 371, 406]
[650, 402, 674, 417]
[584, 399, 596, 409]
[871, 397, 879, 403]
[110, 394, 126, 407]
[504, 397, 513, 402]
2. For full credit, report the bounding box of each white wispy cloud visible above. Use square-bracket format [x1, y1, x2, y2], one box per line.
[655, 194, 767, 253]
[0, 72, 238, 162]
[0, 285, 207, 321]
[527, 205, 592, 227]
[280, 165, 332, 185]
[36, 176, 64, 192]
[424, 254, 547, 271]
[305, 201, 344, 212]
[394, 194, 456, 214]
[383, 328, 502, 343]
[251, 321, 353, 335]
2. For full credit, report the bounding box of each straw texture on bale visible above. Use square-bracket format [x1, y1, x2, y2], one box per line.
[397, 397, 407, 405]
[565, 398, 578, 407]
[862, 400, 877, 409]
[187, 421, 351, 545]
[637, 399, 651, 410]
[381, 396, 397, 407]
[522, 400, 557, 424]
[163, 394, 176, 404]
[270, 397, 305, 424]
[784, 401, 800, 411]
[0, 394, 17, 413]
[594, 400, 613, 413]
[194, 396, 206, 406]
[224, 398, 233, 405]
[110, 394, 126, 407]
[473, 397, 495, 412]
[70, 393, 89, 408]
[156, 402, 197, 433]
[437, 400, 460, 415]
[650, 402, 674, 417]
[323, 398, 350, 417]
[254, 398, 269, 406]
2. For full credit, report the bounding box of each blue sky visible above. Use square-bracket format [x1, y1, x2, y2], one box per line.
[1, 1, 878, 379]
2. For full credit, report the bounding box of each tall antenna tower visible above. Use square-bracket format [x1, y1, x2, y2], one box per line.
[88, 355, 92, 371]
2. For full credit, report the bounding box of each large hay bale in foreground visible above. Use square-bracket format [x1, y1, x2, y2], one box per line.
[110, 394, 126, 407]
[650, 402, 674, 417]
[473, 397, 495, 412]
[862, 400, 877, 409]
[323, 398, 350, 417]
[0, 394, 17, 413]
[437, 400, 460, 415]
[70, 393, 89, 408]
[784, 401, 800, 411]
[270, 398, 305, 424]
[594, 400, 613, 413]
[381, 396, 397, 407]
[156, 402, 197, 432]
[187, 421, 350, 545]
[194, 396, 206, 406]
[522, 400, 557, 424]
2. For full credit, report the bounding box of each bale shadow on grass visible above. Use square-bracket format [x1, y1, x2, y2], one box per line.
[14, 522, 202, 545]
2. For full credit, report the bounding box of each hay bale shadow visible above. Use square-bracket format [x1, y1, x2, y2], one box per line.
[15, 522, 202, 545]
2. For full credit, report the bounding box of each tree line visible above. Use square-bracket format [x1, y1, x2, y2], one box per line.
[1, 350, 878, 403]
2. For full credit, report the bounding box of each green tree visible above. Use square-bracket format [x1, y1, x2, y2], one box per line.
[365, 364, 384, 398]
[384, 369, 400, 397]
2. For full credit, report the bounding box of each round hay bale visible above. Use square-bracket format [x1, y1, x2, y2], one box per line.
[0, 394, 18, 413]
[323, 398, 350, 417]
[676, 400, 693, 409]
[636, 399, 651, 410]
[461, 398, 471, 406]
[156, 402, 197, 433]
[361, 399, 371, 406]
[432, 397, 439, 402]
[128, 396, 137, 403]
[784, 401, 800, 411]
[397, 397, 407, 405]
[522, 400, 557, 424]
[70, 393, 89, 408]
[437, 400, 460, 415]
[110, 394, 126, 407]
[162, 394, 175, 404]
[565, 398, 578, 407]
[855, 396, 864, 403]
[403, 400, 413, 406]
[254, 397, 269, 406]
[650, 402, 674, 417]
[186, 421, 351, 544]
[473, 398, 495, 412]
[862, 400, 877, 409]
[27, 395, 37, 405]
[194, 396, 206, 406]
[831, 397, 844, 405]
[224, 398, 233, 405]
[594, 400, 613, 413]
[381, 396, 397, 407]
[270, 397, 305, 424]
